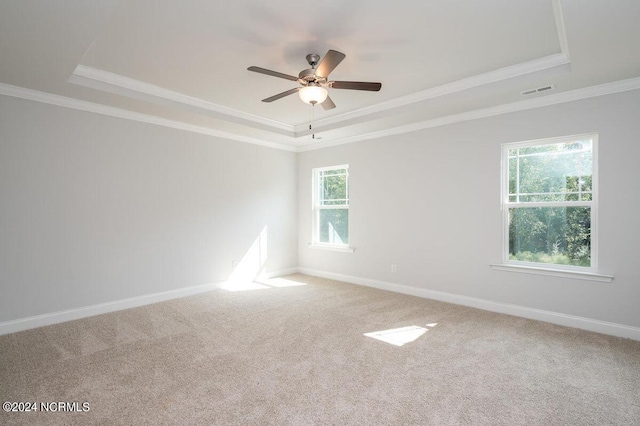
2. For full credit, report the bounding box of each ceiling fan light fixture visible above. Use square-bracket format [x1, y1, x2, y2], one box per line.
[299, 84, 328, 105]
[248, 50, 381, 110]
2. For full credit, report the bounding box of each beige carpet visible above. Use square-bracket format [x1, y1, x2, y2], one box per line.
[1, 274, 639, 425]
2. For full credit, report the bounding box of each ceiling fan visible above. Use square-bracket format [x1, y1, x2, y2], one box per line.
[247, 50, 382, 110]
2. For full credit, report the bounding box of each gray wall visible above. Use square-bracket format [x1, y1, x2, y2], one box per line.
[2, 89, 639, 330]
[0, 96, 298, 322]
[298, 90, 640, 328]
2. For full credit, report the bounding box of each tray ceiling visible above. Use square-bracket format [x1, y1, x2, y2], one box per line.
[1, 0, 639, 151]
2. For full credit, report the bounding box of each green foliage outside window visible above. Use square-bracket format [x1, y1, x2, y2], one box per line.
[507, 139, 593, 268]
[316, 167, 349, 245]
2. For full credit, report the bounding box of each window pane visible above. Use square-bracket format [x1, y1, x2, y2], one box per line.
[320, 169, 344, 176]
[319, 170, 348, 206]
[319, 208, 348, 244]
[509, 140, 593, 202]
[508, 156, 517, 195]
[509, 206, 591, 267]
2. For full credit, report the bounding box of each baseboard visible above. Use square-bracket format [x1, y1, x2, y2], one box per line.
[0, 267, 299, 336]
[260, 267, 300, 280]
[297, 267, 640, 341]
[4, 267, 638, 340]
[0, 281, 222, 336]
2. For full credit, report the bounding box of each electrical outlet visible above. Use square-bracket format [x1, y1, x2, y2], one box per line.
[391, 264, 397, 273]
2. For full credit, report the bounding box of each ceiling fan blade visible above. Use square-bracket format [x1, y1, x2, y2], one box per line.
[314, 50, 346, 79]
[261, 88, 300, 102]
[248, 66, 298, 82]
[321, 95, 336, 110]
[329, 81, 382, 91]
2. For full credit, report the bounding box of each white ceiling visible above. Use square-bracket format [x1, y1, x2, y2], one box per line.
[1, 0, 639, 151]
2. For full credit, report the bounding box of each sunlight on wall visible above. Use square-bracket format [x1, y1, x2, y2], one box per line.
[364, 323, 438, 347]
[220, 227, 268, 292]
[219, 227, 308, 292]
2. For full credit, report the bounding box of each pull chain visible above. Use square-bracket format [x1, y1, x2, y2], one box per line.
[310, 103, 316, 139]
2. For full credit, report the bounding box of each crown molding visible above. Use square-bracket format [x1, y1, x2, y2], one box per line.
[66, 0, 573, 142]
[71, 53, 571, 141]
[0, 83, 297, 152]
[294, 53, 571, 135]
[71, 50, 570, 140]
[4, 76, 640, 154]
[70, 65, 295, 136]
[552, 0, 570, 58]
[3, 0, 636, 153]
[297, 1, 571, 135]
[297, 76, 640, 152]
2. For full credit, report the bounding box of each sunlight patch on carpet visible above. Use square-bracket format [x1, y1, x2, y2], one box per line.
[255, 277, 307, 288]
[220, 281, 271, 292]
[220, 277, 307, 292]
[364, 326, 428, 347]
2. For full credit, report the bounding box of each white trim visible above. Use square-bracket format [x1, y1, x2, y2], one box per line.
[552, 0, 571, 58]
[258, 267, 300, 279]
[490, 264, 613, 283]
[68, 2, 573, 139]
[312, 164, 350, 247]
[70, 65, 294, 134]
[294, 53, 571, 134]
[297, 268, 638, 340]
[313, 164, 350, 173]
[297, 77, 640, 152]
[70, 53, 570, 139]
[307, 243, 355, 253]
[0, 266, 633, 339]
[4, 75, 640, 154]
[0, 281, 220, 336]
[299, 0, 571, 134]
[0, 267, 298, 336]
[500, 133, 599, 274]
[502, 132, 598, 149]
[592, 135, 600, 270]
[0, 83, 296, 152]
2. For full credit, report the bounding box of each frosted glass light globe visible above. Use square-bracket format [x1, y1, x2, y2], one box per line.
[299, 85, 328, 105]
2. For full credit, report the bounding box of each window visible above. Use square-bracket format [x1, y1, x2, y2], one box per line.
[312, 165, 349, 247]
[502, 134, 597, 271]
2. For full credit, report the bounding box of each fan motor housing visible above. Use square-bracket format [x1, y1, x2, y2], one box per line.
[298, 68, 326, 85]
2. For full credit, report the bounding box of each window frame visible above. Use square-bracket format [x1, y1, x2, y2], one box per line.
[311, 164, 350, 250]
[500, 133, 599, 273]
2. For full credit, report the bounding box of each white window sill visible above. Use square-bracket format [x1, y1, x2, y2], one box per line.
[490, 263, 613, 283]
[308, 243, 355, 253]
